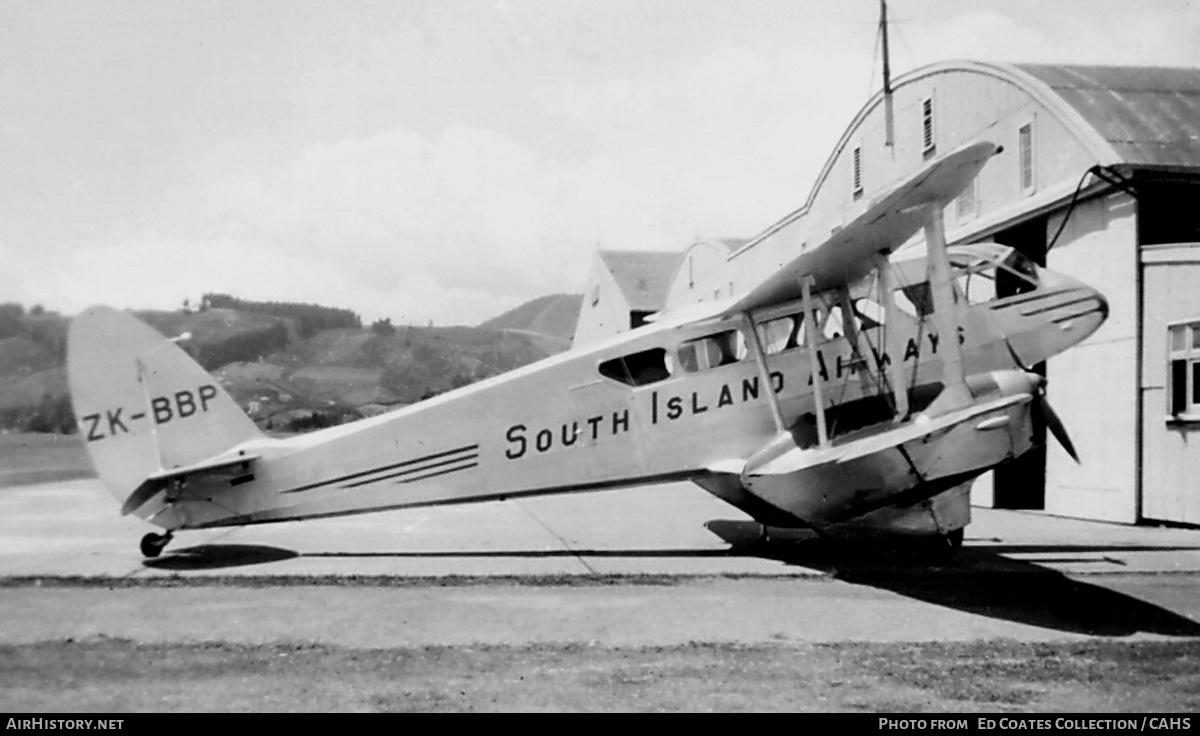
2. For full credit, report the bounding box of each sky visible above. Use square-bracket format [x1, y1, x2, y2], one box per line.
[1, 0, 1197, 326]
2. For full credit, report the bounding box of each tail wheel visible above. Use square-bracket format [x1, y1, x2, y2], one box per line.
[139, 532, 173, 558]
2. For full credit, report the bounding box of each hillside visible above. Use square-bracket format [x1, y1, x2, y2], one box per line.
[0, 298, 572, 435]
[479, 293, 581, 347]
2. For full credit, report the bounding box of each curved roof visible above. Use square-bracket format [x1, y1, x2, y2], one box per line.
[1015, 64, 1200, 167]
[733, 60, 1200, 259]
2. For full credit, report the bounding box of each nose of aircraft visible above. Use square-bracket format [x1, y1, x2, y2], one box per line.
[992, 267, 1109, 367]
[1046, 270, 1109, 344]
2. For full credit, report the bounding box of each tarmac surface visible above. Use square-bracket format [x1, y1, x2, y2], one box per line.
[2, 479, 1200, 646]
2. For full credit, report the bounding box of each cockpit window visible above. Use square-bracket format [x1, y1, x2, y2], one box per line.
[950, 248, 1040, 305]
[599, 348, 671, 386]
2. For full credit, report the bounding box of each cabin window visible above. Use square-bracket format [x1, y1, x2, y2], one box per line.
[1167, 320, 1200, 420]
[598, 348, 672, 386]
[823, 306, 845, 341]
[921, 97, 935, 156]
[758, 315, 799, 354]
[854, 298, 886, 329]
[1019, 123, 1035, 193]
[852, 146, 863, 199]
[894, 282, 935, 318]
[678, 330, 743, 372]
[820, 300, 887, 342]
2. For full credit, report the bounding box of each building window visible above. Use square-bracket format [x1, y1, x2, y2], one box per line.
[1019, 123, 1035, 193]
[687, 254, 695, 289]
[590, 285, 600, 307]
[852, 145, 863, 199]
[921, 97, 935, 156]
[1168, 320, 1200, 420]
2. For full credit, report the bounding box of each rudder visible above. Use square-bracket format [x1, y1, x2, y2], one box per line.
[68, 306, 264, 504]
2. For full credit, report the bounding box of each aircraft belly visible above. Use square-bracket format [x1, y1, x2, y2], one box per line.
[743, 447, 918, 525]
[740, 398, 1034, 527]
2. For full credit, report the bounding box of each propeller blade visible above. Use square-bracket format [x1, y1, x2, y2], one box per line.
[1037, 395, 1080, 464]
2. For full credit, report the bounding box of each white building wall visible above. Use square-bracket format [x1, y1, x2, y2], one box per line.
[1044, 193, 1139, 522]
[1140, 245, 1200, 525]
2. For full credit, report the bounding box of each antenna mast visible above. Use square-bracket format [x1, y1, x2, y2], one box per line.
[880, 0, 895, 148]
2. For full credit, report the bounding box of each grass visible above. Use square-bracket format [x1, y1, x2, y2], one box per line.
[1, 638, 1197, 712]
[0, 433, 93, 488]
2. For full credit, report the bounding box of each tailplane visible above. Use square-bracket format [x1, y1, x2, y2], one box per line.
[68, 306, 264, 505]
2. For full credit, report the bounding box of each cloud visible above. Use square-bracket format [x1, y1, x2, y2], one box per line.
[32, 123, 680, 324]
[11, 2, 1195, 327]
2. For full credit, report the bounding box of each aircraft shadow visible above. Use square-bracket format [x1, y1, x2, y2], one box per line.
[706, 519, 1200, 637]
[143, 544, 299, 570]
[139, 532, 1200, 638]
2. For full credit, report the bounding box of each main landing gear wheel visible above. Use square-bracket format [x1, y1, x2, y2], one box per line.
[139, 532, 173, 558]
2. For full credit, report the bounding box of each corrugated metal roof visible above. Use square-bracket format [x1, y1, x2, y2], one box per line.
[1016, 64, 1200, 167]
[597, 250, 680, 311]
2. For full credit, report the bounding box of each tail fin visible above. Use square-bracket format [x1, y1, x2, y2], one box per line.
[68, 306, 264, 504]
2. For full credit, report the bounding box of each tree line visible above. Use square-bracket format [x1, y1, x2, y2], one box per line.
[200, 293, 362, 337]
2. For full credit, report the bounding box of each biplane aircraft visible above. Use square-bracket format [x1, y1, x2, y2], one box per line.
[68, 141, 1108, 558]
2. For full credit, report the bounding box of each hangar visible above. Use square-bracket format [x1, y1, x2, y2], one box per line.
[573, 61, 1200, 527]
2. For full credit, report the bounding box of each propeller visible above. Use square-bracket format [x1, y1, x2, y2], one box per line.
[1004, 339, 1080, 464]
[1032, 386, 1080, 464]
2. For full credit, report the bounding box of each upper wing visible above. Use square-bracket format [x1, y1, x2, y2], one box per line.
[722, 140, 1000, 317]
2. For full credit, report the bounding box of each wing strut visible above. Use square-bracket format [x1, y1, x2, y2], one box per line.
[836, 287, 874, 396]
[743, 312, 786, 433]
[800, 275, 830, 447]
[922, 205, 972, 409]
[876, 255, 909, 420]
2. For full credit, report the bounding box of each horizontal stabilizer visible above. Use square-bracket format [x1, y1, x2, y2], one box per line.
[120, 451, 260, 516]
[749, 393, 1030, 477]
